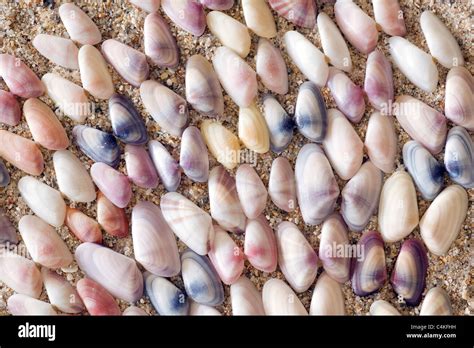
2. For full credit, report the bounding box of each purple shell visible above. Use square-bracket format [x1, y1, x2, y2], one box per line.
[351, 231, 387, 296]
[391, 239, 428, 306]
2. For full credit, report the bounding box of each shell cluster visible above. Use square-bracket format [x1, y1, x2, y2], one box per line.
[0, 0, 470, 316]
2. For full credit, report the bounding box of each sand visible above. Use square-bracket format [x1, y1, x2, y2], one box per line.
[0, 0, 472, 315]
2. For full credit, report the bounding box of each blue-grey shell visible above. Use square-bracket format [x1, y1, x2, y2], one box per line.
[403, 140, 444, 200]
[0, 159, 10, 187]
[73, 125, 121, 168]
[109, 93, 148, 145]
[144, 272, 189, 315]
[263, 95, 294, 153]
[181, 248, 224, 306]
[444, 126, 473, 188]
[294, 81, 327, 142]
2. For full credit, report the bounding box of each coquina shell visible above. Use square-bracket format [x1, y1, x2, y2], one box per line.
[378, 171, 419, 243]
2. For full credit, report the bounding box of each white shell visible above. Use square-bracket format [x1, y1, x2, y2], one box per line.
[276, 221, 318, 293]
[180, 126, 209, 183]
[445, 67, 474, 130]
[393, 95, 447, 155]
[75, 242, 143, 302]
[41, 73, 91, 123]
[322, 109, 363, 180]
[364, 112, 398, 173]
[32, 34, 79, 69]
[378, 171, 419, 243]
[0, 252, 43, 298]
[140, 80, 188, 137]
[19, 215, 73, 269]
[8, 294, 57, 315]
[256, 39, 288, 95]
[420, 185, 468, 256]
[58, 3, 101, 45]
[334, 0, 378, 54]
[388, 36, 438, 92]
[369, 300, 401, 315]
[309, 272, 345, 315]
[131, 201, 181, 277]
[78, 45, 114, 100]
[129, 0, 160, 12]
[230, 276, 265, 315]
[207, 11, 251, 58]
[185, 54, 224, 117]
[208, 166, 246, 233]
[236, 164, 267, 219]
[283, 31, 329, 87]
[420, 10, 464, 68]
[200, 120, 240, 170]
[242, 0, 276, 38]
[53, 150, 96, 203]
[189, 301, 222, 316]
[420, 287, 453, 315]
[161, 192, 215, 255]
[238, 103, 270, 154]
[123, 306, 149, 316]
[41, 267, 84, 314]
[262, 278, 308, 315]
[317, 12, 352, 72]
[372, 0, 406, 36]
[18, 176, 66, 227]
[212, 46, 257, 108]
[148, 140, 181, 192]
[268, 157, 297, 212]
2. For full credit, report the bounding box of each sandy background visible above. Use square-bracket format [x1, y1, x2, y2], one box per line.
[0, 0, 472, 315]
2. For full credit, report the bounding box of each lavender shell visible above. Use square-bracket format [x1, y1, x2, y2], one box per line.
[109, 93, 148, 145]
[144, 272, 189, 315]
[180, 126, 209, 183]
[181, 248, 224, 306]
[125, 145, 159, 189]
[364, 49, 394, 112]
[444, 126, 473, 188]
[72, 125, 121, 168]
[295, 81, 327, 142]
[390, 239, 428, 306]
[295, 144, 339, 225]
[102, 39, 150, 86]
[351, 231, 387, 296]
[144, 12, 179, 68]
[403, 140, 444, 200]
[148, 140, 181, 192]
[327, 67, 365, 123]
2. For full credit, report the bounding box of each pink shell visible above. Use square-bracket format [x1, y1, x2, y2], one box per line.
[91, 162, 132, 208]
[0, 54, 44, 98]
[77, 278, 121, 316]
[0, 90, 21, 126]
